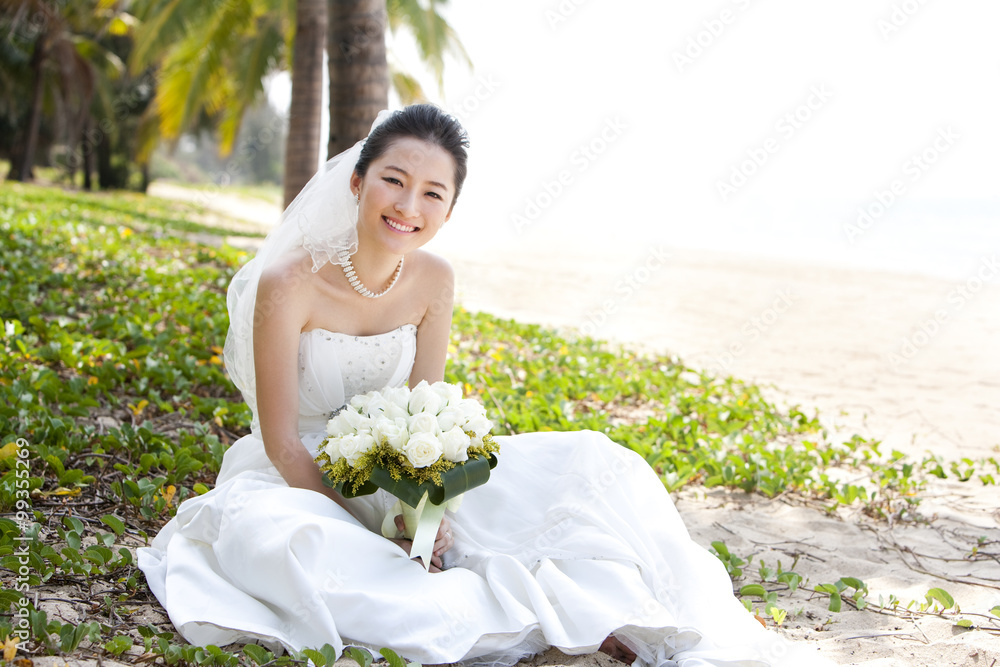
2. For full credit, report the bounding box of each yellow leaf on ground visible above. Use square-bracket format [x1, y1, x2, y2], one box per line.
[36, 487, 83, 498]
[3, 635, 18, 661]
[0, 441, 19, 462]
[162, 484, 176, 506]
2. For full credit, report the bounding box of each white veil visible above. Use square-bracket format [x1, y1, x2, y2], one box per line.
[223, 110, 393, 428]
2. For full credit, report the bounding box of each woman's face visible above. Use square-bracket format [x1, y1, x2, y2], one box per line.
[351, 137, 456, 255]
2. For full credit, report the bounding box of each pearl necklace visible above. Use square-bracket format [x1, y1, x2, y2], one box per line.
[337, 249, 404, 298]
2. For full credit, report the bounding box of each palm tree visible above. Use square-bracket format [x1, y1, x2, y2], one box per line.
[326, 0, 389, 160]
[326, 0, 471, 159]
[1, 1, 151, 189]
[128, 0, 469, 205]
[2, 0, 95, 182]
[284, 0, 327, 207]
[128, 0, 290, 162]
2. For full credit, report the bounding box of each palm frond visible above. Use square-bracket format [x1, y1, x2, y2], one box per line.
[389, 62, 427, 105]
[386, 0, 471, 91]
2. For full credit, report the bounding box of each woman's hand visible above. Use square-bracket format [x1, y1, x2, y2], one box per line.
[392, 514, 454, 572]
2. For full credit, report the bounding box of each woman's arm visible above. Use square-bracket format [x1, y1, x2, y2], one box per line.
[252, 259, 353, 512]
[408, 254, 455, 386]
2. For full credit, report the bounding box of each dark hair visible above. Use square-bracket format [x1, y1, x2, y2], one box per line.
[354, 104, 470, 207]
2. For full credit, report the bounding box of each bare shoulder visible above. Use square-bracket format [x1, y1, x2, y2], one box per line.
[257, 248, 317, 293]
[254, 249, 320, 331]
[408, 249, 454, 285]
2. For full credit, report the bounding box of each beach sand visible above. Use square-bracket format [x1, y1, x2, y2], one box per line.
[156, 188, 1000, 666]
[423, 235, 1000, 667]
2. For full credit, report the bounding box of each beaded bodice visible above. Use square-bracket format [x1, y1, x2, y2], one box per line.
[296, 324, 417, 432]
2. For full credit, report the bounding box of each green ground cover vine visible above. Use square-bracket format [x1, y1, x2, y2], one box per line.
[0, 182, 997, 664]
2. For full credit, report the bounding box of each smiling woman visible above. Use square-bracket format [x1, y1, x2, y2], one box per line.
[138, 105, 833, 666]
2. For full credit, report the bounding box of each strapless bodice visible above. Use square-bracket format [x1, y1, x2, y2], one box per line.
[296, 324, 417, 433]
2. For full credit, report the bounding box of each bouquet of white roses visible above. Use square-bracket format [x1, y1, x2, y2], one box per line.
[315, 380, 499, 570]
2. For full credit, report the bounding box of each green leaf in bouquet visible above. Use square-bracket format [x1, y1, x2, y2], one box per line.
[369, 452, 498, 508]
[323, 473, 379, 498]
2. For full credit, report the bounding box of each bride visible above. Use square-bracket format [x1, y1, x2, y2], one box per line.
[139, 105, 830, 666]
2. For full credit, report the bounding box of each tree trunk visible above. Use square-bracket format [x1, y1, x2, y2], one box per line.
[282, 0, 329, 208]
[9, 34, 47, 182]
[326, 0, 389, 160]
[82, 116, 94, 191]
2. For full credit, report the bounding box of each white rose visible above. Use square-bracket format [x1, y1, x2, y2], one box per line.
[338, 434, 368, 467]
[408, 380, 447, 415]
[382, 400, 409, 421]
[337, 407, 362, 429]
[325, 411, 354, 437]
[374, 417, 409, 452]
[349, 393, 370, 410]
[381, 386, 411, 412]
[465, 414, 493, 438]
[408, 412, 442, 436]
[440, 425, 471, 463]
[455, 398, 485, 422]
[403, 432, 443, 468]
[341, 409, 374, 436]
[363, 396, 391, 419]
[432, 381, 463, 407]
[324, 437, 344, 462]
[436, 405, 465, 433]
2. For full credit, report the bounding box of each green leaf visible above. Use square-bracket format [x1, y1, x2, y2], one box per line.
[346, 646, 374, 667]
[955, 619, 973, 628]
[319, 643, 339, 666]
[379, 647, 408, 667]
[710, 541, 731, 558]
[991, 605, 1000, 618]
[104, 635, 133, 656]
[341, 453, 498, 508]
[301, 649, 326, 666]
[777, 571, 801, 592]
[815, 584, 842, 612]
[839, 577, 865, 591]
[925, 588, 955, 610]
[60, 623, 79, 652]
[739, 584, 767, 597]
[100, 514, 127, 536]
[241, 644, 272, 664]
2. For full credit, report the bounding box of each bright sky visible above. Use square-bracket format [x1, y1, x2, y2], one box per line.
[270, 1, 1000, 278]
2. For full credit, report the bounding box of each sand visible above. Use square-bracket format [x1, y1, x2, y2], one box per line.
[423, 234, 1000, 666]
[123, 186, 1000, 666]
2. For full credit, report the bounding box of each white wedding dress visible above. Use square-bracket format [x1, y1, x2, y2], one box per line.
[139, 324, 828, 667]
